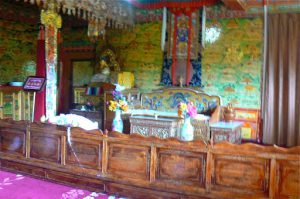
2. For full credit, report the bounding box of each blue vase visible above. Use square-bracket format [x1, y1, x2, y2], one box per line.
[180, 117, 194, 141]
[112, 109, 123, 133]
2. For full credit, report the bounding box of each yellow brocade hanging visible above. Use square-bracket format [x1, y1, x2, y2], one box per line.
[118, 72, 135, 89]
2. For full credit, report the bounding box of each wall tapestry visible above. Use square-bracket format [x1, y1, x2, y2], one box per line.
[161, 9, 202, 87]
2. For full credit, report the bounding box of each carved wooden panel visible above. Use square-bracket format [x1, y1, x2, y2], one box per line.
[106, 182, 181, 199]
[156, 148, 206, 188]
[210, 123, 242, 144]
[66, 140, 101, 170]
[130, 116, 179, 139]
[30, 134, 61, 163]
[107, 142, 150, 181]
[0, 159, 46, 177]
[0, 128, 25, 155]
[212, 154, 269, 194]
[276, 160, 300, 198]
[46, 170, 105, 191]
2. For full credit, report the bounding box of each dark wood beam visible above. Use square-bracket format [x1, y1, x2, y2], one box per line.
[221, 0, 247, 11]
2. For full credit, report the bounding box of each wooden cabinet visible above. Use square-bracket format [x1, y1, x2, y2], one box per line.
[0, 86, 33, 121]
[210, 121, 243, 144]
[72, 87, 103, 110]
[73, 87, 86, 105]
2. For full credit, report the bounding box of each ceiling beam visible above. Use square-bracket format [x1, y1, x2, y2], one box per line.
[221, 0, 247, 11]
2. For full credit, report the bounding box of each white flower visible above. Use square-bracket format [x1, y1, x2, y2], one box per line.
[114, 84, 125, 92]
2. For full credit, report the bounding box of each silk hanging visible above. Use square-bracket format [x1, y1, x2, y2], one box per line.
[168, 8, 200, 86]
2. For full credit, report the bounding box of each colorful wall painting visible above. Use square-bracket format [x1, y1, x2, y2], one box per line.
[106, 22, 164, 92]
[202, 18, 263, 109]
[0, 19, 38, 84]
[73, 61, 94, 86]
[61, 26, 91, 47]
[0, 7, 263, 110]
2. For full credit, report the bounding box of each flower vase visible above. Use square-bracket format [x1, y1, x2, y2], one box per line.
[112, 109, 123, 133]
[180, 117, 194, 141]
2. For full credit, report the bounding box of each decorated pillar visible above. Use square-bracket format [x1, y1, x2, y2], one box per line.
[40, 3, 62, 119]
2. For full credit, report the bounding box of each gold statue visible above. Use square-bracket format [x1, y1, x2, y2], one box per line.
[91, 49, 120, 83]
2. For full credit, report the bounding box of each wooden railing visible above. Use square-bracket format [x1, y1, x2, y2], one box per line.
[0, 119, 299, 199]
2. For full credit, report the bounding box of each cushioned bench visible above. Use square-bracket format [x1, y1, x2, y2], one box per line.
[135, 87, 222, 140]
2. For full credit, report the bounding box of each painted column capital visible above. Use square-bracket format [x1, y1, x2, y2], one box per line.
[41, 9, 62, 29]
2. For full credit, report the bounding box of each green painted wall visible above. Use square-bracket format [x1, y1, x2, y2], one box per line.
[0, 15, 262, 109]
[106, 22, 164, 92]
[202, 18, 263, 109]
[108, 18, 262, 109]
[0, 19, 38, 84]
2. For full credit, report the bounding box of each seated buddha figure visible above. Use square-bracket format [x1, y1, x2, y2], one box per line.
[91, 60, 110, 83]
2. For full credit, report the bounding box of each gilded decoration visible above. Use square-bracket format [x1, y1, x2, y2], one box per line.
[23, 0, 134, 39]
[40, 4, 62, 29]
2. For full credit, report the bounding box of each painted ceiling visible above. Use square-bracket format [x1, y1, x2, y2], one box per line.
[130, 0, 218, 8]
[1, 0, 299, 26]
[132, 0, 300, 13]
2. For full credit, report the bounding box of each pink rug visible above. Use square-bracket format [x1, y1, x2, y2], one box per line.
[0, 170, 124, 199]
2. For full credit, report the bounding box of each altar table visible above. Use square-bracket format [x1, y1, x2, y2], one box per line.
[129, 114, 210, 140]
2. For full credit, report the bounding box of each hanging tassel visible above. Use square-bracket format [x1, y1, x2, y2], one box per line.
[186, 13, 193, 86]
[161, 6, 167, 51]
[57, 30, 62, 44]
[83, 11, 86, 20]
[172, 15, 178, 86]
[36, 0, 41, 6]
[38, 25, 45, 40]
[201, 6, 206, 48]
[62, 6, 66, 14]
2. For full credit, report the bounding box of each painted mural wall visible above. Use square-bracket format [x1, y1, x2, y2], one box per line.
[0, 12, 262, 109]
[0, 19, 38, 84]
[106, 22, 164, 92]
[202, 18, 263, 109]
[108, 17, 262, 109]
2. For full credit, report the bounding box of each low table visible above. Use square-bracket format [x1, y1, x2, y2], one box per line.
[210, 121, 243, 144]
[129, 114, 210, 140]
[129, 115, 180, 139]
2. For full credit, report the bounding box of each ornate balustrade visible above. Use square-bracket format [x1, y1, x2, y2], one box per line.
[0, 119, 299, 199]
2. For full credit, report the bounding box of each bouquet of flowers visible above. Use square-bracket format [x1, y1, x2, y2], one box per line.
[108, 85, 128, 112]
[177, 101, 197, 118]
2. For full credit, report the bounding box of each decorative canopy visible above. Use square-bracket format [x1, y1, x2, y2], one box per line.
[18, 0, 135, 38]
[22, 0, 134, 25]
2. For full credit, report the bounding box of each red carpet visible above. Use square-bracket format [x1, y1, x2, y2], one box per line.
[0, 170, 124, 199]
